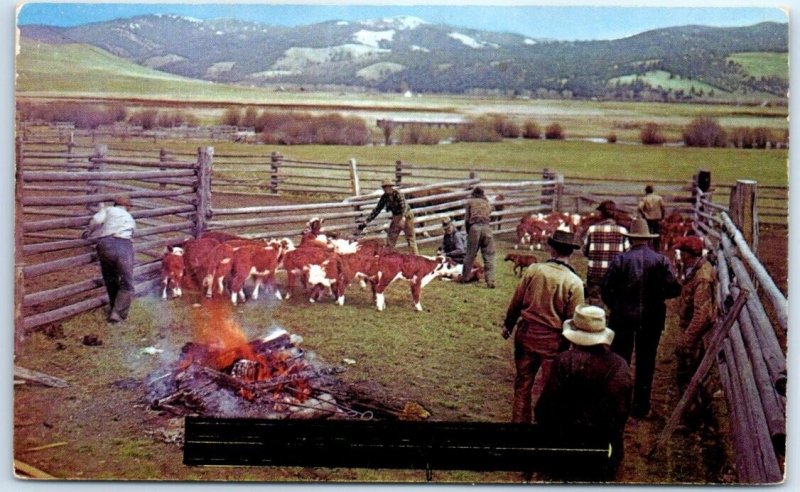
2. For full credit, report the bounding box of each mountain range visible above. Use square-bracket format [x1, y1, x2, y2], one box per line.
[19, 15, 789, 99]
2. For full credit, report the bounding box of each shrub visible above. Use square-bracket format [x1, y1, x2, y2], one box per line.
[607, 132, 618, 144]
[752, 127, 772, 149]
[522, 120, 541, 139]
[221, 107, 242, 126]
[259, 111, 370, 145]
[20, 102, 127, 129]
[640, 122, 666, 145]
[157, 111, 198, 128]
[401, 124, 439, 145]
[241, 107, 259, 128]
[544, 123, 564, 140]
[491, 115, 520, 138]
[683, 117, 726, 147]
[456, 117, 503, 142]
[127, 109, 159, 130]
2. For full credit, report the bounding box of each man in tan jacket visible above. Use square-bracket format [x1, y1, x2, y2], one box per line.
[502, 230, 585, 423]
[638, 184, 666, 250]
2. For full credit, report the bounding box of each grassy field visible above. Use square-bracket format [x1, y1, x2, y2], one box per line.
[727, 52, 790, 80]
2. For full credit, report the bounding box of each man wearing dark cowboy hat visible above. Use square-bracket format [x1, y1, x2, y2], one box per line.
[83, 195, 136, 323]
[437, 217, 466, 263]
[536, 304, 632, 481]
[461, 186, 496, 287]
[583, 200, 629, 308]
[601, 217, 680, 419]
[503, 229, 585, 424]
[358, 179, 418, 255]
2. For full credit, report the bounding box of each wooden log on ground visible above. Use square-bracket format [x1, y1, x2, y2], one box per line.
[13, 366, 69, 388]
[14, 459, 58, 479]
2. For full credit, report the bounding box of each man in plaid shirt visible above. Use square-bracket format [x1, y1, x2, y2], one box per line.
[583, 201, 629, 307]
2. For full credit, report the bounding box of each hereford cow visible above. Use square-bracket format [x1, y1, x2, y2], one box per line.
[181, 237, 221, 289]
[372, 252, 449, 312]
[281, 246, 341, 302]
[514, 212, 578, 250]
[160, 246, 185, 299]
[504, 253, 539, 276]
[227, 242, 286, 305]
[201, 242, 237, 299]
[200, 231, 246, 243]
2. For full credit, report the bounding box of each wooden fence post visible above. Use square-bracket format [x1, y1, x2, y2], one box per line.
[15, 137, 25, 352]
[159, 148, 168, 189]
[89, 144, 108, 209]
[541, 168, 555, 209]
[270, 152, 282, 195]
[395, 160, 403, 186]
[349, 158, 361, 196]
[554, 173, 564, 212]
[729, 179, 759, 253]
[195, 147, 214, 238]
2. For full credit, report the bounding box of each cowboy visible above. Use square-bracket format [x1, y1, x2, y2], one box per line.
[601, 217, 681, 418]
[83, 195, 136, 323]
[461, 187, 496, 288]
[582, 200, 629, 308]
[536, 304, 633, 481]
[503, 230, 585, 424]
[638, 185, 666, 250]
[675, 236, 718, 395]
[357, 179, 418, 255]
[437, 217, 466, 263]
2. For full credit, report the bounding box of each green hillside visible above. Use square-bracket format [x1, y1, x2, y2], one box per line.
[15, 40, 278, 102]
[727, 52, 789, 80]
[610, 70, 729, 95]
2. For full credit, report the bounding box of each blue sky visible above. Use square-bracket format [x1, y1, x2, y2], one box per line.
[16, 3, 788, 41]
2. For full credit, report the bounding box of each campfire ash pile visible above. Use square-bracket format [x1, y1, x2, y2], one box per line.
[146, 328, 369, 420]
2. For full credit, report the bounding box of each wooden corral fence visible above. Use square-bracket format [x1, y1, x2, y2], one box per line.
[650, 178, 787, 483]
[19, 121, 257, 146]
[15, 141, 203, 336]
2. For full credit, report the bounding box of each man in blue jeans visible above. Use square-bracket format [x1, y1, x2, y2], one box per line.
[84, 195, 136, 323]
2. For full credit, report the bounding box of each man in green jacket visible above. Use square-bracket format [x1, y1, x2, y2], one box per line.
[358, 179, 418, 255]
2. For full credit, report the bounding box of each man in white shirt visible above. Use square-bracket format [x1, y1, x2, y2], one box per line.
[84, 195, 136, 323]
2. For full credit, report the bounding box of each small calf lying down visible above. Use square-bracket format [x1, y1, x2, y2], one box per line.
[504, 253, 539, 276]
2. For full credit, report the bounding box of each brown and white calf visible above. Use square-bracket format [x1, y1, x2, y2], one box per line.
[227, 241, 286, 305]
[161, 246, 185, 299]
[372, 252, 449, 312]
[504, 253, 539, 276]
[281, 246, 341, 302]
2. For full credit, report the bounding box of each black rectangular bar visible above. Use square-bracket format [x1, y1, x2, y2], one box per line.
[184, 417, 611, 473]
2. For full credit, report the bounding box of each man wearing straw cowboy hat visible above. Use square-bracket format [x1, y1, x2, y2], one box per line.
[357, 179, 418, 255]
[601, 217, 680, 419]
[536, 304, 633, 481]
[83, 195, 136, 323]
[502, 229, 585, 424]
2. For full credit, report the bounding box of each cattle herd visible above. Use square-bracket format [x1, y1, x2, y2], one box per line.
[160, 210, 694, 312]
[161, 224, 466, 312]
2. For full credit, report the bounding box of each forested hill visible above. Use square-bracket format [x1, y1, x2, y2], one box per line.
[19, 15, 788, 100]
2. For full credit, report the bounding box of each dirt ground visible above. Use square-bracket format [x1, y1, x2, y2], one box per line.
[12, 224, 786, 484]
